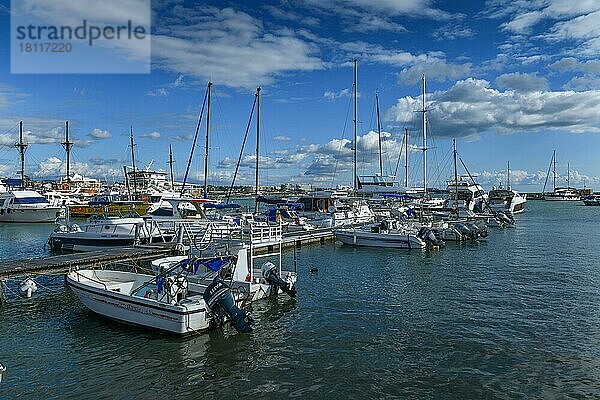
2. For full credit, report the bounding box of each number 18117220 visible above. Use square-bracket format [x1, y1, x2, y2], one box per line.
[19, 43, 72, 52]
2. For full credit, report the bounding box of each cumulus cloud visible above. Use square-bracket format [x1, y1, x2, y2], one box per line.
[88, 128, 112, 139]
[389, 78, 600, 138]
[34, 156, 122, 179]
[496, 72, 549, 92]
[274, 135, 291, 141]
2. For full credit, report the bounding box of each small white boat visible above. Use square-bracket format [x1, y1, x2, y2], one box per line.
[66, 267, 252, 335]
[489, 187, 527, 214]
[0, 190, 62, 223]
[543, 188, 580, 201]
[335, 220, 442, 249]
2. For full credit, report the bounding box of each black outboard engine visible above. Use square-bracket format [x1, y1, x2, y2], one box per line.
[465, 222, 482, 239]
[262, 262, 297, 297]
[418, 227, 444, 247]
[203, 276, 252, 333]
[497, 210, 514, 225]
[455, 223, 477, 240]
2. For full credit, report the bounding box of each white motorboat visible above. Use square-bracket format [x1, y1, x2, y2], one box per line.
[488, 186, 527, 214]
[66, 268, 252, 335]
[49, 213, 172, 252]
[0, 190, 62, 223]
[334, 219, 442, 249]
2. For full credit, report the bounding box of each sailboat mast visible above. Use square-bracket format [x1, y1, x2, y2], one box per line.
[553, 149, 556, 191]
[255, 87, 261, 206]
[422, 74, 427, 198]
[376, 93, 383, 176]
[404, 127, 409, 188]
[130, 127, 137, 197]
[453, 138, 458, 211]
[353, 59, 358, 191]
[16, 120, 28, 188]
[168, 144, 175, 189]
[204, 82, 212, 197]
[62, 120, 73, 183]
[507, 160, 510, 188]
[567, 162, 570, 188]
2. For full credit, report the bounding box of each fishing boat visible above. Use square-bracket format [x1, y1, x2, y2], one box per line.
[0, 190, 62, 223]
[151, 223, 297, 302]
[66, 264, 253, 335]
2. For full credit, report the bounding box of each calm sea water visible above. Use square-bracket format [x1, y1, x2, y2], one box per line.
[2, 201, 600, 398]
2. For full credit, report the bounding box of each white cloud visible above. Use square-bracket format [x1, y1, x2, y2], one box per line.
[323, 88, 353, 100]
[274, 135, 291, 141]
[89, 128, 112, 139]
[496, 72, 549, 92]
[141, 131, 161, 139]
[152, 6, 323, 89]
[173, 74, 184, 87]
[34, 156, 123, 179]
[389, 78, 600, 138]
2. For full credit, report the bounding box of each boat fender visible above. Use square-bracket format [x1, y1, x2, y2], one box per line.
[261, 262, 297, 297]
[203, 276, 252, 333]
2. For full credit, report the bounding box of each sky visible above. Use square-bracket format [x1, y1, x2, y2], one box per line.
[1, 0, 600, 191]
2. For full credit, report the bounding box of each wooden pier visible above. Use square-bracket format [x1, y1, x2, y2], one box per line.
[0, 228, 336, 281]
[0, 243, 177, 280]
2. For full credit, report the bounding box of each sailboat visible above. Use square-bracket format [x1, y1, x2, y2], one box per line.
[488, 161, 527, 214]
[542, 150, 580, 201]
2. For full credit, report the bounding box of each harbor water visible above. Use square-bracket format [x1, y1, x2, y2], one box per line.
[2, 201, 600, 398]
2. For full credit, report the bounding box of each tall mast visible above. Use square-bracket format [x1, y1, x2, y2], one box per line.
[254, 86, 261, 212]
[16, 121, 28, 188]
[62, 120, 73, 183]
[453, 138, 458, 212]
[404, 127, 409, 188]
[567, 162, 570, 188]
[553, 149, 556, 191]
[507, 160, 510, 188]
[130, 126, 137, 197]
[168, 144, 175, 189]
[422, 74, 428, 198]
[376, 93, 383, 176]
[353, 59, 358, 191]
[204, 81, 212, 197]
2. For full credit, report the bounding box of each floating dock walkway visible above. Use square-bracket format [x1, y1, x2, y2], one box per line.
[0, 227, 336, 281]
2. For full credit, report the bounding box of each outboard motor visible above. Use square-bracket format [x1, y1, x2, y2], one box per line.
[455, 223, 477, 240]
[465, 222, 482, 239]
[203, 276, 252, 333]
[262, 262, 297, 297]
[418, 227, 444, 247]
[497, 210, 514, 225]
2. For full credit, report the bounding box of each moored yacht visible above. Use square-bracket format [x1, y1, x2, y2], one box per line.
[0, 190, 62, 223]
[488, 186, 527, 214]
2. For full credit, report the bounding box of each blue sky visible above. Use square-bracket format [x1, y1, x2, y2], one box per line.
[1, 0, 600, 191]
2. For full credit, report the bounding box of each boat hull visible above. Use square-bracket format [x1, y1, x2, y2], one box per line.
[66, 272, 209, 335]
[335, 230, 425, 249]
[0, 207, 61, 223]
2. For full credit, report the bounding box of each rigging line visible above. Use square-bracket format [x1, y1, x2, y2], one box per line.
[330, 90, 353, 188]
[394, 129, 405, 178]
[542, 151, 554, 194]
[180, 84, 210, 196]
[226, 93, 257, 203]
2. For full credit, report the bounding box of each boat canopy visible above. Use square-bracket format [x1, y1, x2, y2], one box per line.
[203, 203, 241, 210]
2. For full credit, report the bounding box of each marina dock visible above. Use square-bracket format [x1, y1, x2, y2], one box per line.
[0, 227, 336, 281]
